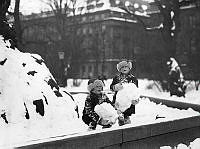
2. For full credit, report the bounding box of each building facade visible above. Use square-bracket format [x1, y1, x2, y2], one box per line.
[21, 1, 200, 83]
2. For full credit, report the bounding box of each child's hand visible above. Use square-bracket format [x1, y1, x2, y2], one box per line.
[99, 118, 112, 125]
[114, 83, 123, 91]
[131, 99, 139, 105]
[118, 113, 124, 121]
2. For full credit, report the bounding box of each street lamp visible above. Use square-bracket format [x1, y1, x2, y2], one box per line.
[58, 51, 65, 86]
[101, 25, 106, 77]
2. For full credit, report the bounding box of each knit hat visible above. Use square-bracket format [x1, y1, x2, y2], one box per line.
[117, 60, 132, 72]
[87, 79, 104, 92]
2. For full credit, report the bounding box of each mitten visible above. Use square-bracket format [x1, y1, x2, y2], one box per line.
[114, 83, 123, 91]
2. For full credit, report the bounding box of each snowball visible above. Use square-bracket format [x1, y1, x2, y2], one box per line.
[94, 102, 118, 124]
[116, 83, 140, 112]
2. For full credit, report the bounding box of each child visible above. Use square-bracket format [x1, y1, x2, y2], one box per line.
[110, 60, 138, 126]
[82, 79, 115, 130]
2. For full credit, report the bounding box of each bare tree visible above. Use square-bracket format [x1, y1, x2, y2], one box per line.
[40, 0, 82, 84]
[42, 0, 82, 61]
[0, 0, 17, 48]
[6, 0, 25, 51]
[115, 0, 197, 58]
[114, 0, 198, 90]
[13, 0, 23, 50]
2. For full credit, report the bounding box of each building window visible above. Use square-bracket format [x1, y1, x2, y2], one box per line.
[190, 38, 196, 54]
[189, 15, 196, 28]
[96, 2, 104, 8]
[77, 28, 81, 35]
[101, 14, 105, 19]
[87, 5, 95, 10]
[78, 7, 84, 12]
[89, 28, 93, 34]
[82, 16, 87, 22]
[88, 65, 92, 73]
[83, 27, 88, 34]
[82, 65, 86, 76]
[88, 15, 93, 21]
[95, 14, 100, 20]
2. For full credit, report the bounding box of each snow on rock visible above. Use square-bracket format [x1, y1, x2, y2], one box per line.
[0, 36, 82, 146]
[94, 102, 118, 124]
[116, 83, 140, 112]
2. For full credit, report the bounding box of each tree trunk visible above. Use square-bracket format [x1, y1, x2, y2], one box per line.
[0, 0, 10, 22]
[0, 0, 17, 48]
[14, 0, 23, 51]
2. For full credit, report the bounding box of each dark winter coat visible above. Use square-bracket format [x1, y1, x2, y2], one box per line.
[168, 69, 186, 97]
[110, 73, 138, 103]
[110, 73, 138, 117]
[82, 92, 112, 126]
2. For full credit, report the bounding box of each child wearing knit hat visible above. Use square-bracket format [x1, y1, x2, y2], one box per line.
[82, 79, 117, 130]
[110, 60, 139, 126]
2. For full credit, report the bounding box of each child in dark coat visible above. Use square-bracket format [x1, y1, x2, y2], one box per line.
[82, 79, 114, 130]
[110, 60, 138, 126]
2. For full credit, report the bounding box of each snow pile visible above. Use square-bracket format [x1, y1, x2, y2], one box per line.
[139, 79, 200, 105]
[116, 83, 140, 112]
[94, 102, 118, 124]
[132, 97, 199, 126]
[0, 36, 83, 146]
[160, 138, 200, 149]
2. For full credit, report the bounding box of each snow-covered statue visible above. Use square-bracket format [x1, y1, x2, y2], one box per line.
[110, 60, 140, 126]
[167, 57, 186, 97]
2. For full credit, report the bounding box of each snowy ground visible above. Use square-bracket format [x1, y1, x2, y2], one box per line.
[66, 79, 200, 149]
[1, 79, 200, 148]
[66, 79, 200, 130]
[66, 78, 200, 105]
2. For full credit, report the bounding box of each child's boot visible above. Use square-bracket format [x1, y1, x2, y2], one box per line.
[88, 122, 96, 131]
[102, 124, 112, 129]
[124, 116, 131, 125]
[118, 115, 125, 126]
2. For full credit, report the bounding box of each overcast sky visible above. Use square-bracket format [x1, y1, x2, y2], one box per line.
[10, 0, 49, 15]
[11, 0, 154, 15]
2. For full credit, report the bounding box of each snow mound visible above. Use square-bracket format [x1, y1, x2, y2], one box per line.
[0, 36, 81, 145]
[190, 138, 200, 149]
[94, 102, 118, 124]
[116, 83, 140, 112]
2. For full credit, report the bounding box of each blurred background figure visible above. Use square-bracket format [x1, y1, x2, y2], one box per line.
[167, 57, 187, 97]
